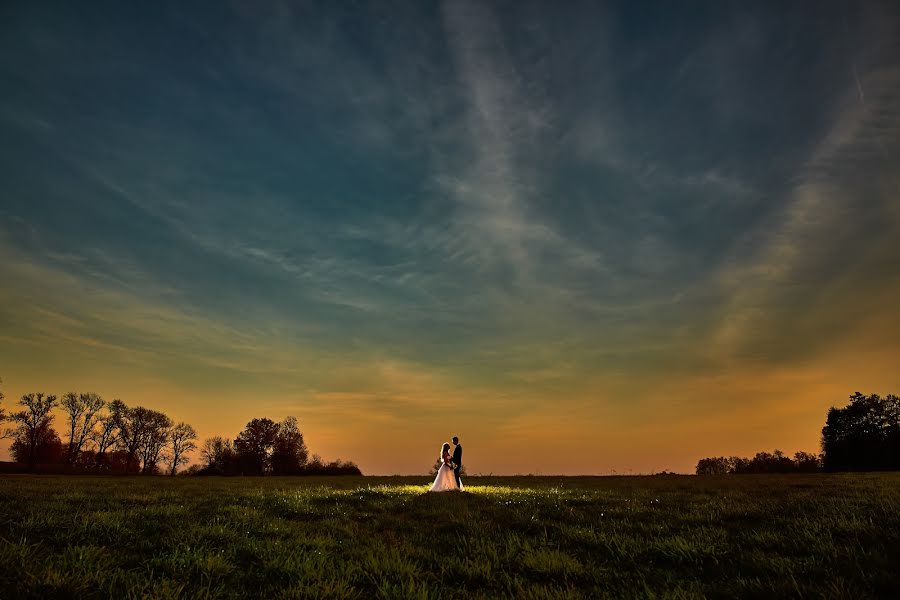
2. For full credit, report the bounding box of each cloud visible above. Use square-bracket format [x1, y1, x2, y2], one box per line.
[705, 27, 900, 365]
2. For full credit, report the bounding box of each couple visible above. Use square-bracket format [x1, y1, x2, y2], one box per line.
[429, 436, 463, 492]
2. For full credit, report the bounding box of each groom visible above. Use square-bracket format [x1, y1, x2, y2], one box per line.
[451, 436, 462, 487]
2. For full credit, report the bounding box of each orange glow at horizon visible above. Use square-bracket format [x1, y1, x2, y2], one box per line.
[2, 309, 897, 475]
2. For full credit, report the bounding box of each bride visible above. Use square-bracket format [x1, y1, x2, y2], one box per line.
[429, 442, 463, 492]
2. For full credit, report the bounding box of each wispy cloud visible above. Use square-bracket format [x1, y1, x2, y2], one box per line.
[706, 13, 900, 365]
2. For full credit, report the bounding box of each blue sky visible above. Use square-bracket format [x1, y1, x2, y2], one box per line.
[1, 1, 898, 473]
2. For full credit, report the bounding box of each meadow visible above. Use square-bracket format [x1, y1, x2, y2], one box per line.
[1, 474, 898, 599]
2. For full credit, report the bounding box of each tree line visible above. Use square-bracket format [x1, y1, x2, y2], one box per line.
[0, 386, 196, 474]
[196, 417, 360, 476]
[696, 392, 900, 474]
[696, 450, 821, 475]
[0, 379, 359, 476]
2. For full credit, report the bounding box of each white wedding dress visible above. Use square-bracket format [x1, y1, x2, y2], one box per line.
[429, 452, 463, 492]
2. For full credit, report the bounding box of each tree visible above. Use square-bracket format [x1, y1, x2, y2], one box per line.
[113, 402, 169, 473]
[271, 416, 309, 475]
[0, 377, 13, 441]
[168, 422, 197, 476]
[0, 376, 6, 430]
[101, 449, 130, 471]
[111, 400, 141, 471]
[92, 404, 120, 469]
[6, 393, 59, 468]
[793, 451, 822, 473]
[302, 454, 362, 475]
[728, 456, 751, 474]
[200, 435, 236, 474]
[234, 418, 280, 475]
[747, 450, 796, 473]
[307, 453, 324, 473]
[822, 392, 900, 471]
[695, 457, 730, 475]
[695, 451, 822, 474]
[181, 464, 203, 476]
[0, 379, 17, 440]
[138, 409, 172, 474]
[323, 458, 362, 475]
[10, 419, 62, 464]
[60, 392, 105, 465]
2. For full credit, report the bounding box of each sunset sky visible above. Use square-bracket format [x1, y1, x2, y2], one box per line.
[1, 1, 898, 474]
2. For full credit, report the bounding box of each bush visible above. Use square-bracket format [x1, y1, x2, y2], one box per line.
[696, 450, 822, 475]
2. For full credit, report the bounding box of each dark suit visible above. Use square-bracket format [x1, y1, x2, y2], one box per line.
[452, 444, 463, 487]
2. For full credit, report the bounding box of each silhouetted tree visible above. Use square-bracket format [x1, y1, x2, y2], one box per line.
[0, 378, 13, 440]
[325, 459, 361, 475]
[0, 377, 6, 430]
[748, 450, 796, 473]
[92, 404, 119, 469]
[71, 447, 101, 469]
[6, 393, 58, 468]
[102, 449, 130, 471]
[168, 422, 197, 475]
[271, 416, 309, 475]
[793, 451, 822, 473]
[728, 456, 751, 474]
[181, 464, 203, 476]
[61, 392, 105, 465]
[138, 409, 172, 474]
[113, 402, 169, 473]
[303, 456, 362, 475]
[822, 392, 900, 471]
[200, 435, 236, 475]
[306, 453, 324, 473]
[111, 400, 141, 471]
[234, 418, 279, 475]
[695, 456, 730, 475]
[696, 450, 822, 474]
[10, 419, 62, 465]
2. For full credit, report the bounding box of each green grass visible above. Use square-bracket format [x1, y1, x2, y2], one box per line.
[1, 474, 899, 598]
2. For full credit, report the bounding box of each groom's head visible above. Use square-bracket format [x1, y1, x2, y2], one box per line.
[452, 436, 459, 445]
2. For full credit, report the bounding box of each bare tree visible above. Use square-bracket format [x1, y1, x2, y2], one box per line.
[6, 393, 58, 467]
[0, 377, 7, 437]
[61, 392, 105, 464]
[168, 422, 197, 475]
[139, 409, 172, 474]
[200, 436, 236, 474]
[201, 436, 227, 467]
[112, 401, 150, 472]
[92, 403, 119, 468]
[60, 392, 81, 459]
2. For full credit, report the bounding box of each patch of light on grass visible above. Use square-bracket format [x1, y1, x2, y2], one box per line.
[357, 484, 429, 495]
[465, 485, 544, 497]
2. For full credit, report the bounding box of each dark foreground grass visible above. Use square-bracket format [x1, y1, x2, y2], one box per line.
[1, 474, 899, 599]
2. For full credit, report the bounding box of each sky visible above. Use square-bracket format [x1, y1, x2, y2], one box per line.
[1, 1, 899, 475]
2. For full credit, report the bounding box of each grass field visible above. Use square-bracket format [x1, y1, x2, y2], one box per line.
[1, 474, 899, 598]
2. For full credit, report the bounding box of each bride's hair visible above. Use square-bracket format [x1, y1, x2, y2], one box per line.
[440, 442, 450, 458]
